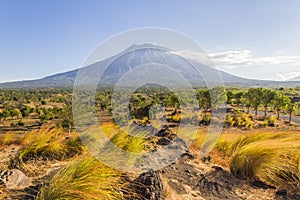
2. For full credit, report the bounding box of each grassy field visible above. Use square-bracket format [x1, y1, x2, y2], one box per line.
[1, 104, 300, 199]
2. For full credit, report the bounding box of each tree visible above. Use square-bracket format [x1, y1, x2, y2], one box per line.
[210, 87, 227, 110]
[1, 108, 10, 120]
[286, 101, 298, 123]
[61, 98, 74, 134]
[248, 88, 263, 116]
[20, 106, 31, 118]
[197, 89, 211, 115]
[241, 92, 251, 113]
[41, 99, 47, 105]
[234, 91, 244, 108]
[10, 108, 20, 119]
[261, 89, 275, 116]
[273, 92, 289, 119]
[226, 90, 234, 105]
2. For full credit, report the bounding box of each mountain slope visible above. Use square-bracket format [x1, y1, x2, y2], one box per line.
[0, 44, 299, 88]
[0, 69, 78, 88]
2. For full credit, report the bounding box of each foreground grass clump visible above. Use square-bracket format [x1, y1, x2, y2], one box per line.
[215, 131, 300, 192]
[36, 156, 126, 200]
[10, 126, 85, 169]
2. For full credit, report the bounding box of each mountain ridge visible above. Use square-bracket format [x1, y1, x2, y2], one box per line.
[1, 44, 300, 89]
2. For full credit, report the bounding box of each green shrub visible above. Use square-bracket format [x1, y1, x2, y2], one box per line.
[225, 113, 254, 128]
[201, 114, 211, 125]
[262, 116, 277, 127]
[17, 120, 25, 126]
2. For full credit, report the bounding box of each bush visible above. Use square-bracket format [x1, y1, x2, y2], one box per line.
[200, 114, 211, 126]
[17, 120, 25, 126]
[262, 116, 277, 127]
[225, 113, 254, 128]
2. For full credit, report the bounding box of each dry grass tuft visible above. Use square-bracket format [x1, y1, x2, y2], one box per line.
[36, 156, 126, 200]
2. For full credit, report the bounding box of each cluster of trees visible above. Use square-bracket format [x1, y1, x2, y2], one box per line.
[0, 108, 21, 121]
[0, 89, 74, 131]
[0, 88, 71, 104]
[98, 86, 298, 124]
[227, 88, 299, 122]
[0, 86, 299, 129]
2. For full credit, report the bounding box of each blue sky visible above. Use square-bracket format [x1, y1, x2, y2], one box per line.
[1, 0, 300, 82]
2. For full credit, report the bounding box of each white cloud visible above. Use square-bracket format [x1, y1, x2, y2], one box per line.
[209, 50, 300, 68]
[275, 71, 300, 81]
[168, 50, 211, 65]
[172, 49, 300, 69]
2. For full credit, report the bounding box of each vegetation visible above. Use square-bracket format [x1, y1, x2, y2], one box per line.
[37, 156, 126, 200]
[0, 86, 300, 199]
[213, 130, 300, 192]
[9, 126, 84, 175]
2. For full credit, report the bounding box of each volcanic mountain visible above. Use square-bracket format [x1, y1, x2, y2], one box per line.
[0, 44, 298, 88]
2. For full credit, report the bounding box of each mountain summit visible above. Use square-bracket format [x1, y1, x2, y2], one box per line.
[1, 44, 298, 88]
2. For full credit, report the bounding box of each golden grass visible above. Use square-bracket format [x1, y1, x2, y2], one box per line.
[0, 132, 22, 146]
[188, 128, 206, 153]
[109, 131, 146, 153]
[188, 128, 300, 191]
[214, 130, 300, 192]
[100, 122, 121, 139]
[36, 156, 126, 200]
[9, 126, 85, 175]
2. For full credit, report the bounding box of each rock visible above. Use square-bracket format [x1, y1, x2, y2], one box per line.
[132, 170, 165, 200]
[251, 179, 269, 189]
[39, 163, 62, 182]
[0, 169, 32, 189]
[211, 165, 223, 171]
[275, 189, 287, 197]
[156, 128, 173, 137]
[251, 177, 275, 189]
[195, 168, 241, 200]
[201, 155, 211, 163]
[181, 152, 195, 160]
[168, 137, 187, 151]
[290, 193, 300, 199]
[157, 137, 170, 145]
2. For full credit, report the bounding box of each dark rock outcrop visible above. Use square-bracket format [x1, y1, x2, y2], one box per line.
[131, 170, 165, 200]
[194, 165, 241, 199]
